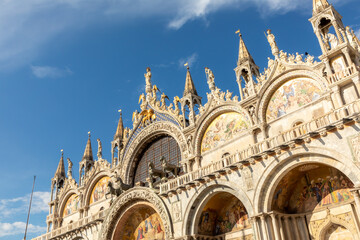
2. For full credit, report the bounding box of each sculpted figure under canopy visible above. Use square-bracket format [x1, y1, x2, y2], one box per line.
[144, 67, 152, 93]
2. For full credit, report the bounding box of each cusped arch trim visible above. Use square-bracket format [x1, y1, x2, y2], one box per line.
[253, 146, 360, 214]
[182, 180, 254, 236]
[98, 187, 173, 239]
[121, 121, 187, 184]
[83, 171, 111, 207]
[257, 69, 328, 123]
[194, 104, 252, 156]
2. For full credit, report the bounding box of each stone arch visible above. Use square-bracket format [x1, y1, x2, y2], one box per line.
[254, 146, 360, 214]
[193, 104, 252, 156]
[317, 213, 358, 240]
[83, 171, 111, 207]
[257, 69, 328, 124]
[182, 180, 253, 236]
[121, 121, 187, 184]
[98, 187, 173, 239]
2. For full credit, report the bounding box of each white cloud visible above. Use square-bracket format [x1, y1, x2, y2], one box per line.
[0, 0, 339, 69]
[0, 221, 46, 237]
[179, 53, 198, 68]
[31, 65, 72, 78]
[0, 192, 50, 218]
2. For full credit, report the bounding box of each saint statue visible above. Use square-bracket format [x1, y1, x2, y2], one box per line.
[205, 67, 215, 91]
[97, 138, 102, 159]
[67, 158, 73, 179]
[144, 67, 152, 94]
[266, 29, 279, 57]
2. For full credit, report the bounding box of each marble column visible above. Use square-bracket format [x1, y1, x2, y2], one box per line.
[292, 216, 301, 240]
[284, 216, 293, 240]
[278, 216, 286, 240]
[260, 215, 269, 240]
[271, 213, 281, 240]
[301, 215, 310, 240]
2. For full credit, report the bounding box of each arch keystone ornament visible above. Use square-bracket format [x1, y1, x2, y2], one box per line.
[98, 187, 173, 239]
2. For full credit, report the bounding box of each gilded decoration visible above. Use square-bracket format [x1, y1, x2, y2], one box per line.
[272, 164, 354, 214]
[266, 78, 321, 121]
[118, 206, 165, 240]
[90, 176, 110, 204]
[201, 112, 249, 153]
[62, 194, 79, 217]
[198, 193, 250, 236]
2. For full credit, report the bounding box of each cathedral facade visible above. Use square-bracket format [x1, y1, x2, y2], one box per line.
[33, 1, 360, 239]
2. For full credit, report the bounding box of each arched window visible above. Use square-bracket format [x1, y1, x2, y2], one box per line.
[134, 136, 181, 184]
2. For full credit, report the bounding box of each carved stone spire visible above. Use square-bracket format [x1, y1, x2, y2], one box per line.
[114, 110, 124, 141]
[82, 132, 93, 162]
[183, 67, 198, 97]
[54, 150, 66, 180]
[237, 33, 251, 65]
[313, 0, 330, 15]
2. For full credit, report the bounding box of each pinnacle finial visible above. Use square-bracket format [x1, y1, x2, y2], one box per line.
[183, 65, 198, 97]
[88, 131, 91, 137]
[114, 109, 124, 141]
[82, 133, 93, 161]
[237, 31, 252, 65]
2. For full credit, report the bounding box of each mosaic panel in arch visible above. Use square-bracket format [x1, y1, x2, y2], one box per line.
[90, 176, 110, 204]
[198, 193, 250, 236]
[118, 206, 165, 240]
[272, 164, 354, 214]
[201, 112, 249, 153]
[62, 194, 79, 217]
[266, 78, 321, 121]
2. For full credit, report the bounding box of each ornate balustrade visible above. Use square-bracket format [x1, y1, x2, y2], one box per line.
[159, 99, 360, 195]
[327, 64, 358, 85]
[32, 210, 107, 240]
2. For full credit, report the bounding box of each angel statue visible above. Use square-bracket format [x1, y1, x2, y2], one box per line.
[67, 158, 73, 179]
[144, 67, 152, 94]
[160, 92, 169, 110]
[266, 29, 279, 57]
[205, 67, 215, 91]
[97, 138, 102, 159]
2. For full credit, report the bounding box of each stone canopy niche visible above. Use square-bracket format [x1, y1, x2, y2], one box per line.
[271, 163, 354, 214]
[113, 203, 165, 240]
[197, 192, 250, 237]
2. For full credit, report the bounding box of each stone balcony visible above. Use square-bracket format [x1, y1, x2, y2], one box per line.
[32, 210, 107, 240]
[158, 99, 360, 196]
[327, 64, 359, 85]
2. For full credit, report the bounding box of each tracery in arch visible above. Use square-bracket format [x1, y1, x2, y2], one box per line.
[200, 112, 250, 153]
[133, 135, 181, 185]
[266, 78, 321, 122]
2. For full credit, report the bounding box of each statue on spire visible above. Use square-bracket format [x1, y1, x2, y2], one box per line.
[266, 29, 279, 57]
[144, 67, 152, 94]
[205, 67, 215, 91]
[97, 138, 103, 159]
[67, 158, 73, 179]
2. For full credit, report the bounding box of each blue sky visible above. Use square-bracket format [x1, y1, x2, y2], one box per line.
[0, 0, 359, 239]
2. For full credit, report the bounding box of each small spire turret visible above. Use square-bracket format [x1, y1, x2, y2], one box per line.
[183, 66, 198, 96]
[180, 65, 201, 127]
[79, 132, 94, 185]
[112, 110, 124, 167]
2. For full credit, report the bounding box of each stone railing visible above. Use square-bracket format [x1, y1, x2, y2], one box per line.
[32, 210, 107, 240]
[159, 99, 360, 195]
[327, 64, 358, 85]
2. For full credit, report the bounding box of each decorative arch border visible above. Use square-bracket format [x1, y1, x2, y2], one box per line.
[98, 187, 173, 239]
[181, 180, 254, 236]
[253, 146, 360, 214]
[83, 171, 111, 207]
[121, 121, 187, 184]
[58, 190, 80, 218]
[317, 212, 358, 240]
[257, 69, 329, 124]
[193, 104, 252, 156]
